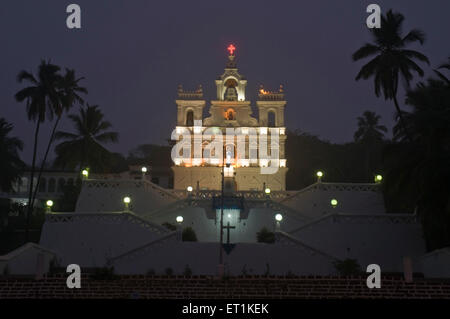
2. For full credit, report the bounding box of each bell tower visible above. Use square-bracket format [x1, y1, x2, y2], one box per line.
[214, 45, 247, 102]
[172, 45, 288, 191]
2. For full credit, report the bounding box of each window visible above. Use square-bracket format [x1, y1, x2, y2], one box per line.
[48, 178, 56, 193]
[186, 110, 194, 126]
[57, 178, 66, 193]
[38, 178, 46, 193]
[268, 111, 276, 127]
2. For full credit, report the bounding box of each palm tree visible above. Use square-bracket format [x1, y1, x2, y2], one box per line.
[53, 105, 119, 172]
[434, 57, 450, 85]
[354, 111, 387, 180]
[15, 60, 62, 241]
[0, 118, 24, 192]
[354, 111, 387, 143]
[352, 9, 429, 139]
[31, 69, 87, 208]
[384, 77, 450, 250]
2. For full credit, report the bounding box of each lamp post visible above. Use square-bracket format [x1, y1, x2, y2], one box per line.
[374, 174, 383, 183]
[218, 145, 231, 276]
[123, 196, 131, 211]
[46, 200, 54, 213]
[316, 171, 323, 182]
[81, 169, 89, 180]
[141, 166, 147, 180]
[275, 213, 283, 231]
[331, 198, 338, 209]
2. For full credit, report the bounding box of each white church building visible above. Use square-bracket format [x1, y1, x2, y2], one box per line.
[3, 47, 448, 278]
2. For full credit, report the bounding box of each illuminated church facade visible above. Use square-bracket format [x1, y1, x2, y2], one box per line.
[3, 45, 440, 278]
[172, 46, 288, 191]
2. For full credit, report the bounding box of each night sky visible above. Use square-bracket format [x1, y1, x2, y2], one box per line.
[1, 0, 450, 163]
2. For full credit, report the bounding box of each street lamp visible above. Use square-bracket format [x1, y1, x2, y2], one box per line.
[123, 196, 131, 211]
[375, 174, 383, 183]
[81, 169, 89, 180]
[141, 166, 147, 180]
[265, 187, 271, 195]
[275, 213, 283, 231]
[331, 198, 338, 208]
[316, 171, 323, 182]
[187, 186, 193, 192]
[176, 216, 183, 223]
[46, 200, 54, 213]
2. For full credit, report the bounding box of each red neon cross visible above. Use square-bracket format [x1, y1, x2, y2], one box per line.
[227, 44, 236, 55]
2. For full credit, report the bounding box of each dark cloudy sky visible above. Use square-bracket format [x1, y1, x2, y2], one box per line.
[1, 0, 450, 163]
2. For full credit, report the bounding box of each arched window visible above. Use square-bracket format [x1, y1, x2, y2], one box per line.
[186, 110, 194, 126]
[48, 178, 56, 193]
[268, 111, 276, 127]
[38, 178, 47, 193]
[57, 178, 66, 193]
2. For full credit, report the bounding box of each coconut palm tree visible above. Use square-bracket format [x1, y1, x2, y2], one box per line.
[434, 57, 450, 85]
[15, 60, 62, 241]
[352, 9, 429, 139]
[354, 111, 387, 143]
[0, 118, 24, 192]
[53, 105, 119, 172]
[384, 77, 450, 250]
[354, 111, 387, 180]
[31, 69, 87, 208]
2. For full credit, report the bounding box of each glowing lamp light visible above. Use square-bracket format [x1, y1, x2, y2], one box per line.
[187, 186, 193, 192]
[275, 214, 283, 222]
[176, 216, 184, 223]
[46, 200, 54, 208]
[375, 174, 383, 183]
[260, 159, 269, 168]
[227, 214, 231, 218]
[123, 197, 131, 204]
[265, 188, 271, 195]
[81, 169, 89, 178]
[192, 158, 202, 166]
[141, 166, 148, 173]
[331, 199, 338, 208]
[280, 159, 287, 168]
[316, 171, 324, 178]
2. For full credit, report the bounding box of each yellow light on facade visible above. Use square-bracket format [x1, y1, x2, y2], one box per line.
[375, 174, 383, 183]
[187, 186, 193, 192]
[275, 214, 283, 222]
[331, 199, 338, 207]
[176, 216, 184, 223]
[46, 200, 54, 208]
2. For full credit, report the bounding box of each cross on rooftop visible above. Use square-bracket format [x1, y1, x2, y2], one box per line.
[227, 44, 236, 56]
